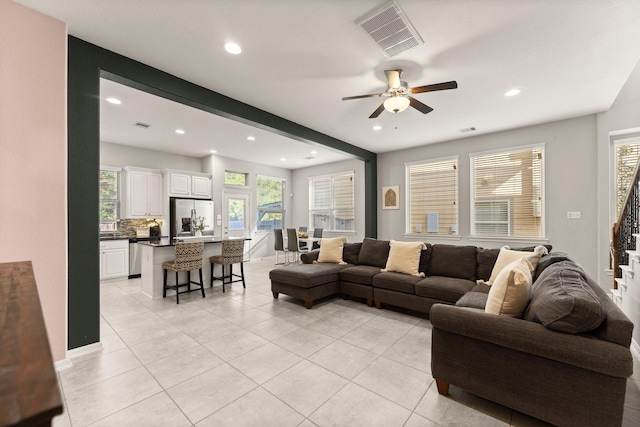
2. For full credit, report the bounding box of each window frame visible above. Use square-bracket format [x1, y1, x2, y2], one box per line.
[613, 135, 640, 220]
[405, 156, 459, 237]
[224, 170, 249, 188]
[469, 143, 546, 242]
[256, 174, 285, 232]
[99, 166, 121, 227]
[308, 170, 355, 232]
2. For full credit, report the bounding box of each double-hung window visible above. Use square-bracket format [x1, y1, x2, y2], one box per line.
[614, 139, 640, 218]
[470, 144, 545, 239]
[309, 171, 355, 231]
[99, 166, 121, 229]
[406, 157, 458, 235]
[256, 175, 285, 230]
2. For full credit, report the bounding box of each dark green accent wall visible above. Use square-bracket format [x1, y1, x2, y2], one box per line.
[67, 36, 377, 349]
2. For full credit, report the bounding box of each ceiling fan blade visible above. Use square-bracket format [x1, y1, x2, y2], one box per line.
[369, 103, 386, 119]
[342, 93, 384, 101]
[408, 96, 434, 114]
[410, 81, 458, 94]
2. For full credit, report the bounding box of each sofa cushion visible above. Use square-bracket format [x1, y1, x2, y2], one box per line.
[343, 242, 362, 265]
[373, 272, 422, 294]
[476, 245, 553, 282]
[316, 236, 347, 264]
[382, 240, 427, 277]
[269, 263, 346, 289]
[524, 261, 606, 333]
[428, 245, 478, 280]
[415, 276, 476, 302]
[476, 247, 501, 282]
[340, 265, 382, 285]
[358, 238, 390, 268]
[419, 244, 432, 274]
[455, 292, 488, 309]
[533, 252, 572, 281]
[482, 245, 547, 286]
[485, 258, 533, 318]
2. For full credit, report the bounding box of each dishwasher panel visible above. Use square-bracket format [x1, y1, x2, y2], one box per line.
[129, 241, 142, 278]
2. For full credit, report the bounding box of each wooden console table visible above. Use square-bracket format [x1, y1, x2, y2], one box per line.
[0, 261, 63, 427]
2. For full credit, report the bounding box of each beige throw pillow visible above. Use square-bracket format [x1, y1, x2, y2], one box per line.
[316, 236, 347, 264]
[381, 240, 427, 277]
[480, 245, 548, 286]
[485, 258, 533, 318]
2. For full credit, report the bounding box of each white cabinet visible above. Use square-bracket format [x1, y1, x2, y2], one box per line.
[100, 240, 129, 280]
[123, 167, 163, 218]
[165, 169, 212, 199]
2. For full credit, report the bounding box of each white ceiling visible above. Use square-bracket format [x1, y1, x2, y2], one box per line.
[15, 0, 640, 167]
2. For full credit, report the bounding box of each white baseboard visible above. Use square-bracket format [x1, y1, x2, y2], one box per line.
[54, 357, 73, 372]
[63, 341, 103, 365]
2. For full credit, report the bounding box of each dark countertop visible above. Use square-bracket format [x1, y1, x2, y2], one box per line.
[138, 237, 250, 248]
[99, 234, 165, 241]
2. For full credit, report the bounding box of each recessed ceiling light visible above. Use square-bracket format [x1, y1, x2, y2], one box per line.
[106, 97, 121, 105]
[225, 42, 242, 54]
[247, 136, 255, 141]
[372, 124, 382, 131]
[280, 158, 286, 161]
[503, 89, 521, 97]
[209, 149, 217, 153]
[175, 129, 185, 134]
[310, 151, 318, 155]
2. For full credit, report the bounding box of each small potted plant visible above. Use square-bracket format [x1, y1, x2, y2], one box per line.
[193, 216, 207, 236]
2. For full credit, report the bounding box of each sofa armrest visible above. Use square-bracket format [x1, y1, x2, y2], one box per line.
[300, 250, 320, 264]
[430, 304, 633, 378]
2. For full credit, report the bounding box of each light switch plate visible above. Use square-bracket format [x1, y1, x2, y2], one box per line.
[567, 211, 581, 219]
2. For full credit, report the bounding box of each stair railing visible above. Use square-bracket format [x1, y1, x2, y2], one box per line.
[612, 158, 640, 288]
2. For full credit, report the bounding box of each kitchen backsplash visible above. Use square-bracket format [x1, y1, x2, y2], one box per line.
[120, 218, 164, 235]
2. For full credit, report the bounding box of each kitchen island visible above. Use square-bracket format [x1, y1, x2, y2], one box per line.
[138, 237, 250, 299]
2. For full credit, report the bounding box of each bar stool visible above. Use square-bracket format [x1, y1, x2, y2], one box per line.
[162, 241, 205, 304]
[210, 239, 246, 292]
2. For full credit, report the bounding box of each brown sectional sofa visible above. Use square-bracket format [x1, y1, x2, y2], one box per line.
[270, 237, 525, 312]
[269, 238, 635, 427]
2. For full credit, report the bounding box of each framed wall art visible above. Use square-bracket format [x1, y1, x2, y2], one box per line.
[382, 185, 400, 210]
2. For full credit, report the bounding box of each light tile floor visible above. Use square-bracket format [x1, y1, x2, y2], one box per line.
[53, 259, 640, 426]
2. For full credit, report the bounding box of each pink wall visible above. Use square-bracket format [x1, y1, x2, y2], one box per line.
[0, 0, 67, 362]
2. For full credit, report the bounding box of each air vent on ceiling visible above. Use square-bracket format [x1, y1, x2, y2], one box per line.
[356, 1, 423, 57]
[303, 156, 316, 160]
[459, 127, 477, 133]
[134, 122, 151, 128]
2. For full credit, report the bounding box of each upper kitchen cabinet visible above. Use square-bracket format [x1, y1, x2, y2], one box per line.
[165, 169, 212, 199]
[123, 166, 164, 218]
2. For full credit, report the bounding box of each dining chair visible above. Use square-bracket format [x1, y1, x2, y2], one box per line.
[273, 228, 287, 265]
[286, 228, 307, 264]
[312, 227, 323, 250]
[210, 238, 246, 292]
[298, 226, 308, 249]
[162, 241, 205, 304]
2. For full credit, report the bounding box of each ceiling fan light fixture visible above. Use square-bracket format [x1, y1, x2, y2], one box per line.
[384, 96, 410, 113]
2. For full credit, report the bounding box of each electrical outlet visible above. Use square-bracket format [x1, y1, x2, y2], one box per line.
[567, 211, 581, 219]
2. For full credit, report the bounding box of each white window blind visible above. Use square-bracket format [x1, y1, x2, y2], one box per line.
[614, 140, 640, 218]
[309, 172, 355, 231]
[471, 145, 544, 238]
[406, 157, 458, 235]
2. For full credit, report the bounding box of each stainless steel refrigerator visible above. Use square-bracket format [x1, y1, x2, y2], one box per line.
[170, 197, 214, 240]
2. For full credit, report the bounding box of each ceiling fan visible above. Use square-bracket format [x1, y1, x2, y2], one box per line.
[342, 69, 458, 118]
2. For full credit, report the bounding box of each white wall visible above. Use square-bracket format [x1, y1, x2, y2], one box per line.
[378, 115, 599, 280]
[291, 158, 367, 243]
[0, 0, 67, 362]
[202, 155, 292, 259]
[100, 141, 202, 172]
